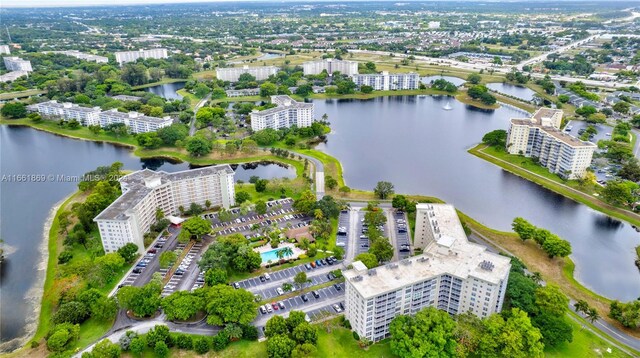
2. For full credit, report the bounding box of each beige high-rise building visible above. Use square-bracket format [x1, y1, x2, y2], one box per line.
[216, 65, 279, 82]
[302, 58, 358, 76]
[506, 108, 595, 179]
[114, 48, 168, 65]
[95, 166, 235, 253]
[344, 204, 510, 342]
[250, 95, 314, 131]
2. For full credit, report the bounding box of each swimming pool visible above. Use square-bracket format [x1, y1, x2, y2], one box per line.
[260, 248, 287, 263]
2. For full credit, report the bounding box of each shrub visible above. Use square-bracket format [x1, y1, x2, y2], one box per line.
[154, 341, 169, 358]
[173, 333, 193, 350]
[353, 331, 360, 340]
[193, 337, 210, 354]
[212, 331, 230, 351]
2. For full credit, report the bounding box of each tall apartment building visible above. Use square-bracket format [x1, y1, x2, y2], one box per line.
[302, 59, 358, 76]
[27, 100, 101, 125]
[249, 95, 314, 131]
[95, 166, 235, 253]
[26, 100, 172, 133]
[3, 56, 33, 72]
[0, 45, 10, 54]
[506, 108, 595, 179]
[114, 48, 168, 65]
[351, 71, 420, 91]
[99, 109, 173, 134]
[344, 204, 510, 342]
[51, 50, 108, 63]
[216, 65, 279, 82]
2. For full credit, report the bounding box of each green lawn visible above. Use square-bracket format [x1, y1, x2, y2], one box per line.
[546, 313, 634, 358]
[176, 89, 200, 108]
[235, 182, 303, 203]
[0, 89, 46, 100]
[313, 324, 395, 358]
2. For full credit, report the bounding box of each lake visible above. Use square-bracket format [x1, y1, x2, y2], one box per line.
[313, 95, 640, 302]
[421, 75, 466, 87]
[486, 82, 537, 102]
[0, 126, 293, 349]
[144, 82, 186, 100]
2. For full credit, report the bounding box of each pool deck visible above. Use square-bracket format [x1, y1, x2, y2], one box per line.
[254, 243, 305, 266]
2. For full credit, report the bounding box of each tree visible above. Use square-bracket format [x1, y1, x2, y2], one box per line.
[129, 336, 146, 356]
[512, 217, 536, 243]
[389, 307, 457, 357]
[266, 334, 296, 358]
[116, 282, 162, 317]
[252, 128, 280, 146]
[325, 175, 338, 190]
[146, 324, 170, 348]
[161, 290, 205, 321]
[618, 160, 640, 182]
[613, 101, 631, 114]
[205, 268, 228, 285]
[541, 235, 572, 258]
[91, 339, 121, 358]
[91, 296, 118, 321]
[292, 322, 318, 345]
[255, 179, 269, 192]
[193, 337, 210, 354]
[354, 253, 379, 269]
[181, 217, 211, 241]
[293, 272, 310, 289]
[286, 311, 307, 332]
[117, 243, 138, 263]
[482, 130, 507, 148]
[265, 315, 289, 337]
[360, 85, 374, 94]
[53, 301, 90, 324]
[205, 285, 258, 326]
[505, 272, 538, 314]
[260, 82, 278, 97]
[370, 238, 394, 263]
[293, 190, 317, 214]
[291, 343, 317, 358]
[333, 246, 344, 260]
[121, 63, 148, 86]
[532, 312, 573, 348]
[601, 180, 635, 206]
[586, 308, 600, 323]
[255, 200, 268, 215]
[185, 136, 212, 156]
[159, 251, 177, 268]
[467, 73, 482, 84]
[46, 323, 80, 352]
[157, 124, 189, 146]
[535, 285, 569, 316]
[1, 102, 27, 118]
[373, 181, 394, 199]
[477, 308, 544, 358]
[94, 253, 126, 285]
[154, 341, 169, 358]
[194, 83, 210, 98]
[235, 191, 251, 204]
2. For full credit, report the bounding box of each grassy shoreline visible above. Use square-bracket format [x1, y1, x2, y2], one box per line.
[130, 78, 188, 90]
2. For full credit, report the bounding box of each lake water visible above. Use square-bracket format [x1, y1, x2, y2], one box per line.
[144, 82, 186, 100]
[0, 126, 293, 349]
[486, 82, 537, 102]
[313, 96, 640, 301]
[421, 75, 466, 87]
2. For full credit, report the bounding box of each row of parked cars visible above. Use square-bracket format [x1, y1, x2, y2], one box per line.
[304, 256, 338, 270]
[396, 216, 411, 252]
[133, 246, 161, 273]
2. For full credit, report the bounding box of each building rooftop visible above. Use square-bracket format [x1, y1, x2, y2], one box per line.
[531, 108, 563, 125]
[95, 165, 234, 221]
[29, 100, 101, 113]
[100, 109, 171, 124]
[251, 95, 313, 116]
[343, 204, 511, 299]
[510, 118, 595, 148]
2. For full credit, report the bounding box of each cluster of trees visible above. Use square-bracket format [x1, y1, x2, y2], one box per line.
[543, 55, 594, 76]
[373, 181, 394, 200]
[0, 101, 28, 118]
[252, 121, 328, 147]
[391, 194, 417, 213]
[482, 129, 507, 148]
[610, 300, 640, 328]
[505, 70, 530, 84]
[195, 106, 226, 128]
[360, 203, 394, 264]
[184, 135, 258, 157]
[567, 82, 600, 101]
[198, 233, 262, 274]
[264, 311, 319, 358]
[430, 79, 458, 93]
[512, 218, 572, 258]
[467, 84, 497, 105]
[535, 75, 556, 95]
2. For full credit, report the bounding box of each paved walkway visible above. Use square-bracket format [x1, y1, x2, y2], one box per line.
[295, 152, 325, 199]
[188, 93, 212, 136]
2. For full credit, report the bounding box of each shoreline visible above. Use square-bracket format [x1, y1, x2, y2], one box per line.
[0, 194, 70, 354]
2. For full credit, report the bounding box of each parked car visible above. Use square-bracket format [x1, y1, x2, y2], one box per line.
[132, 268, 142, 274]
[311, 291, 320, 299]
[334, 284, 342, 291]
[305, 263, 312, 270]
[276, 287, 284, 295]
[310, 262, 316, 268]
[333, 304, 342, 313]
[260, 275, 266, 282]
[301, 294, 309, 302]
[264, 273, 271, 280]
[233, 282, 240, 289]
[278, 301, 285, 309]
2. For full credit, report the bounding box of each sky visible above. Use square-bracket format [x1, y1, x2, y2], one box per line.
[2, 0, 248, 7]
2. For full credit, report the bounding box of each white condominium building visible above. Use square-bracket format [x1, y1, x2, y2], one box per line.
[351, 71, 420, 91]
[3, 56, 33, 72]
[99, 109, 173, 134]
[50, 50, 109, 63]
[114, 48, 168, 65]
[95, 166, 235, 253]
[216, 65, 279, 82]
[0, 45, 10, 54]
[344, 204, 510, 342]
[250, 95, 314, 131]
[0, 70, 28, 83]
[302, 59, 358, 76]
[26, 100, 172, 133]
[506, 108, 595, 179]
[27, 100, 101, 125]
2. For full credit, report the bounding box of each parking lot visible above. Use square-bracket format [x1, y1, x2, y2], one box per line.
[235, 258, 342, 289]
[336, 210, 350, 253]
[162, 241, 205, 297]
[355, 211, 370, 256]
[251, 266, 343, 301]
[393, 211, 412, 260]
[565, 120, 611, 145]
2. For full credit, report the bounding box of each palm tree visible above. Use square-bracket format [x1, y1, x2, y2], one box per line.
[276, 249, 286, 261]
[586, 308, 600, 323]
[224, 324, 243, 341]
[281, 246, 294, 259]
[530, 272, 543, 284]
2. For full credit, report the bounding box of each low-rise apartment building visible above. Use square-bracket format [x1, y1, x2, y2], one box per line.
[506, 108, 595, 179]
[351, 71, 420, 91]
[50, 50, 108, 63]
[0, 45, 10, 54]
[95, 166, 235, 253]
[344, 204, 510, 342]
[27, 100, 172, 133]
[27, 100, 101, 125]
[115, 48, 168, 65]
[99, 109, 173, 134]
[216, 65, 279, 82]
[0, 70, 28, 83]
[226, 88, 260, 97]
[249, 95, 314, 131]
[302, 59, 358, 76]
[3, 56, 32, 72]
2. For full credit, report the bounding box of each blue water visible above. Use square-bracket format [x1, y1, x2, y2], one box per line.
[260, 248, 287, 263]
